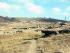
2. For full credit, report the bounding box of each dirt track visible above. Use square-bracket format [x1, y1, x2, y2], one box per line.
[26, 40, 37, 53]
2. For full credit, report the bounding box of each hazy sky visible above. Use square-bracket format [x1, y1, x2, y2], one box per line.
[0, 0, 70, 20]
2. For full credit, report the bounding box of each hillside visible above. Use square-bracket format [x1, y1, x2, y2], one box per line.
[0, 16, 68, 23]
[34, 18, 67, 22]
[0, 16, 16, 22]
[16, 17, 67, 22]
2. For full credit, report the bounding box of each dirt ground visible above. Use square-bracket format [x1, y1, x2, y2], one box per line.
[0, 21, 70, 53]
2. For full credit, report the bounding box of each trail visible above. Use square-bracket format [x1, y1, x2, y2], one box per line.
[26, 40, 37, 53]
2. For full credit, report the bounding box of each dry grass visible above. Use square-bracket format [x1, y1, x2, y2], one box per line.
[0, 29, 42, 53]
[0, 33, 70, 53]
[37, 34, 70, 53]
[0, 21, 70, 53]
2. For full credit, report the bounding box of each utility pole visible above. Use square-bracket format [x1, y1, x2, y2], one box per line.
[65, 16, 66, 21]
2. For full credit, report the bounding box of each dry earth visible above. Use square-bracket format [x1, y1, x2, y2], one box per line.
[0, 21, 70, 53]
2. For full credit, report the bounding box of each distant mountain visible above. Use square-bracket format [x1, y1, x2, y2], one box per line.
[0, 16, 16, 22]
[15, 17, 68, 23]
[33, 18, 67, 22]
[0, 16, 68, 23]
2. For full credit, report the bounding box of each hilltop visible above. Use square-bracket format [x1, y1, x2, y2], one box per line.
[0, 16, 68, 23]
[0, 16, 16, 22]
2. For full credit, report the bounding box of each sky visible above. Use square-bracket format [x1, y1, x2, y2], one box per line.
[0, 0, 70, 20]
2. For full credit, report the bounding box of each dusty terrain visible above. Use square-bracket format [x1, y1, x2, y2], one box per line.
[0, 19, 70, 53]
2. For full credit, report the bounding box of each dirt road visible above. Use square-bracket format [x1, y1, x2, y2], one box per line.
[26, 40, 37, 53]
